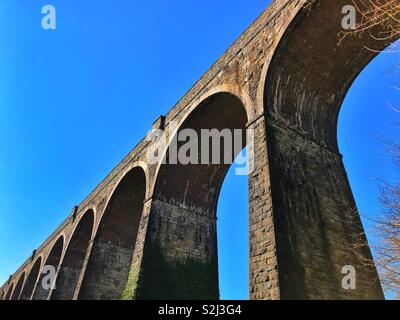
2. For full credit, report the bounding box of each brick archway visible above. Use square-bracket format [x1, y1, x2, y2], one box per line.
[261, 0, 395, 299]
[77, 167, 147, 300]
[32, 236, 64, 300]
[20, 257, 42, 300]
[135, 91, 249, 299]
[50, 210, 94, 300]
[4, 283, 13, 300]
[10, 272, 25, 300]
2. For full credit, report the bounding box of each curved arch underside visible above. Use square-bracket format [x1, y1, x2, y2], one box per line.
[137, 92, 248, 299]
[262, 0, 394, 299]
[155, 93, 248, 210]
[51, 211, 94, 300]
[5, 283, 13, 300]
[32, 236, 64, 300]
[20, 258, 41, 300]
[267, 0, 393, 150]
[78, 167, 146, 300]
[10, 273, 25, 300]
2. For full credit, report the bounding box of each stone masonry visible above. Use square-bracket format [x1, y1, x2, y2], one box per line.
[1, 0, 389, 300]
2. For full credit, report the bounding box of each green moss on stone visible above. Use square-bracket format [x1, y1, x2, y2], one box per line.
[121, 265, 140, 300]
[135, 239, 219, 300]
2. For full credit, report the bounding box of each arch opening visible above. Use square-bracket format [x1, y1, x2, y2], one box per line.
[262, 0, 395, 299]
[51, 210, 94, 300]
[265, 0, 392, 150]
[216, 155, 249, 300]
[10, 272, 25, 300]
[78, 167, 146, 300]
[5, 283, 13, 300]
[32, 236, 64, 300]
[337, 39, 400, 300]
[20, 257, 42, 300]
[138, 92, 249, 299]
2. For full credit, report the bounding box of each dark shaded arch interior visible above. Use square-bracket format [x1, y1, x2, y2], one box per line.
[266, 0, 391, 151]
[5, 283, 13, 300]
[20, 258, 42, 300]
[262, 0, 391, 299]
[155, 93, 248, 212]
[138, 92, 248, 299]
[32, 236, 64, 300]
[51, 210, 94, 300]
[10, 272, 25, 300]
[78, 167, 146, 300]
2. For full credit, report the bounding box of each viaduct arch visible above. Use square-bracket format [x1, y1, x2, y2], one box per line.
[1, 0, 395, 300]
[10, 272, 25, 300]
[32, 236, 64, 300]
[261, 0, 392, 300]
[4, 283, 13, 300]
[136, 92, 248, 299]
[19, 257, 42, 300]
[77, 166, 147, 300]
[50, 210, 94, 300]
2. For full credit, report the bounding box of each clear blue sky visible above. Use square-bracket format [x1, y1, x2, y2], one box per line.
[0, 0, 398, 300]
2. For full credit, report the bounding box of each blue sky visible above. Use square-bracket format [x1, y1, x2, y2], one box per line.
[0, 0, 398, 300]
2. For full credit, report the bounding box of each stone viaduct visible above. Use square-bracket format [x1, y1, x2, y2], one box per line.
[0, 0, 391, 300]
